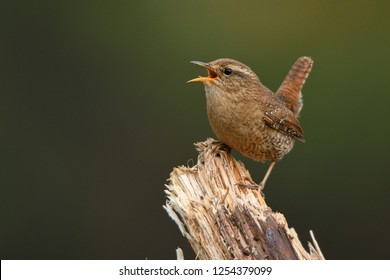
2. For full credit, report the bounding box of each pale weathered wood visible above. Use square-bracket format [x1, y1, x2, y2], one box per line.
[164, 138, 324, 260]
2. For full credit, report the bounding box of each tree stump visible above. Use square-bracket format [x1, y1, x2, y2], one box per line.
[164, 138, 324, 260]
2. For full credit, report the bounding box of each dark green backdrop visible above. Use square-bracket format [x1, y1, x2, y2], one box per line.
[2, 0, 390, 259]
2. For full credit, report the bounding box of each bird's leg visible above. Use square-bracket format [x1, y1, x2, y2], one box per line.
[258, 161, 276, 190]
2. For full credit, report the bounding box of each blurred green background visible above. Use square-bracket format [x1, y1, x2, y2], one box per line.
[1, 0, 390, 260]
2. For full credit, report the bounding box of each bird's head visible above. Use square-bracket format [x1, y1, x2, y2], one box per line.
[188, 58, 261, 92]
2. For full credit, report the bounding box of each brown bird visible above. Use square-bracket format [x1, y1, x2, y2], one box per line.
[188, 57, 313, 189]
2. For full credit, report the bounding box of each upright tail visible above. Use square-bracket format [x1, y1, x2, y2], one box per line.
[275, 56, 313, 116]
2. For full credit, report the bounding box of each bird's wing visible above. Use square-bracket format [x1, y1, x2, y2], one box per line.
[263, 105, 305, 142]
[275, 56, 313, 116]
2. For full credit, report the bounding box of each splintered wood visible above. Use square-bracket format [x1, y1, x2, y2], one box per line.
[164, 138, 324, 260]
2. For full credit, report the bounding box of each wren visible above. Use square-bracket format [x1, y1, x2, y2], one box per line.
[188, 57, 313, 189]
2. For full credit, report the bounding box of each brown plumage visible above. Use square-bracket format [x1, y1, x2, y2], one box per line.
[188, 57, 313, 189]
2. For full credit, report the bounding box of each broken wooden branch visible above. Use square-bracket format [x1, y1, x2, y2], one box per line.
[164, 138, 324, 260]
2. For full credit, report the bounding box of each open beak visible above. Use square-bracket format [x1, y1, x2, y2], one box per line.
[187, 61, 219, 83]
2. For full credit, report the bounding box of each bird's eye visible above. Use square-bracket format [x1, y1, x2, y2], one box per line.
[223, 68, 233, 75]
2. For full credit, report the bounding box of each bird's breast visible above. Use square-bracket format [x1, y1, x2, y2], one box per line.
[205, 86, 294, 162]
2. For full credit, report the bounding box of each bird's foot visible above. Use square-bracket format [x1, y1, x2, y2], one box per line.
[235, 177, 265, 196]
[235, 182, 259, 189]
[210, 141, 231, 155]
[235, 176, 255, 188]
